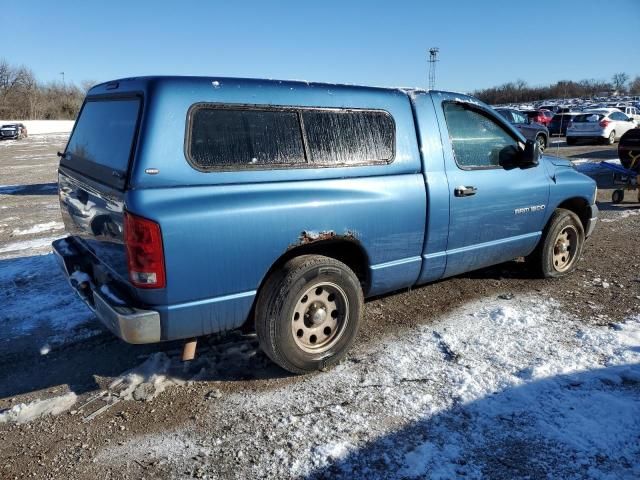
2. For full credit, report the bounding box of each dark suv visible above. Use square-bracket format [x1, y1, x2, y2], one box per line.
[0, 123, 28, 140]
[547, 113, 580, 137]
[495, 109, 549, 151]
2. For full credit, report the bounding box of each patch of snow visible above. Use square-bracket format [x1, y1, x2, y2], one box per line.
[0, 392, 76, 424]
[112, 352, 185, 402]
[94, 297, 640, 479]
[69, 270, 92, 286]
[0, 253, 96, 347]
[99, 285, 126, 305]
[12, 221, 64, 236]
[601, 208, 640, 223]
[0, 120, 74, 135]
[0, 235, 61, 258]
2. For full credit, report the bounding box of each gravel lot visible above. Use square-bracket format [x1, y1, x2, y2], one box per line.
[0, 134, 638, 479]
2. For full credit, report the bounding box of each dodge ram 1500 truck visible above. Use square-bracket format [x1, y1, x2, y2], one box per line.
[53, 76, 598, 374]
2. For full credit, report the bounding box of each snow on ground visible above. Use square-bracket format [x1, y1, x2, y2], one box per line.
[0, 120, 74, 135]
[112, 352, 186, 402]
[12, 221, 64, 236]
[95, 296, 640, 479]
[0, 252, 99, 353]
[0, 235, 64, 259]
[601, 209, 640, 223]
[0, 392, 76, 424]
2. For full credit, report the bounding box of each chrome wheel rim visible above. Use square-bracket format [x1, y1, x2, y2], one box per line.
[553, 225, 578, 272]
[537, 136, 546, 152]
[609, 132, 615, 144]
[291, 282, 349, 353]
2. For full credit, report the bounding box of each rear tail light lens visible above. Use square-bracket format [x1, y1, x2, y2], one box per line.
[124, 212, 166, 289]
[599, 119, 611, 128]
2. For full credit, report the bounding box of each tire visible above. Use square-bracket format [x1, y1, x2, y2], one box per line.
[606, 130, 616, 145]
[527, 208, 585, 278]
[566, 137, 576, 146]
[536, 134, 547, 152]
[612, 189, 624, 204]
[255, 255, 363, 374]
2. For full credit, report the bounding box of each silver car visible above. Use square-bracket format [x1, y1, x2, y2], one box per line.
[566, 109, 637, 145]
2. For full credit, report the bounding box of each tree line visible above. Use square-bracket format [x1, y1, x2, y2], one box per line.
[473, 73, 640, 106]
[0, 58, 94, 120]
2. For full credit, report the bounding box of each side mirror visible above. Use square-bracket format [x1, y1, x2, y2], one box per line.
[521, 139, 540, 167]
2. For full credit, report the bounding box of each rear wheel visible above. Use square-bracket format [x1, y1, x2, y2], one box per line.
[566, 137, 576, 146]
[527, 208, 585, 278]
[255, 255, 363, 374]
[612, 189, 624, 204]
[606, 130, 616, 145]
[536, 134, 547, 152]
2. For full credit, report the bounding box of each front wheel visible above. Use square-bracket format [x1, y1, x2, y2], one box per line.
[255, 255, 363, 374]
[527, 208, 585, 278]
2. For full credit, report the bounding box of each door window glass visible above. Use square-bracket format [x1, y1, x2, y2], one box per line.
[443, 103, 519, 169]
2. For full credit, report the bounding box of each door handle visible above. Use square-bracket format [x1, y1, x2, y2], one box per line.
[454, 185, 477, 197]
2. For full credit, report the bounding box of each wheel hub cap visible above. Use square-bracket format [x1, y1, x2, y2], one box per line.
[552, 226, 577, 272]
[292, 282, 349, 353]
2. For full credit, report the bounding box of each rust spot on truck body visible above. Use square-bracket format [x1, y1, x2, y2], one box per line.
[291, 230, 359, 249]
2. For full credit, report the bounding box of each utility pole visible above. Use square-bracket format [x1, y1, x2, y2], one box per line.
[60, 72, 65, 87]
[428, 48, 439, 90]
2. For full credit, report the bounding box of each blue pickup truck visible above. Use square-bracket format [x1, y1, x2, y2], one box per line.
[53, 76, 597, 373]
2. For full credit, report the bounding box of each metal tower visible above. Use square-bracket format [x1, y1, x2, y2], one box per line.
[428, 48, 439, 90]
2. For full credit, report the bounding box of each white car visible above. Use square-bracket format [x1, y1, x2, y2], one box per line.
[566, 109, 637, 145]
[615, 105, 640, 122]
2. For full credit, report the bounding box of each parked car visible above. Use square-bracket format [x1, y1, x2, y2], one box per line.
[52, 76, 598, 374]
[494, 108, 549, 151]
[548, 112, 580, 137]
[0, 123, 27, 140]
[523, 109, 554, 127]
[615, 105, 640, 122]
[566, 109, 637, 145]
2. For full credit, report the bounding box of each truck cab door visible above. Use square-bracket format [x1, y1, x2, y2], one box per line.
[431, 94, 550, 278]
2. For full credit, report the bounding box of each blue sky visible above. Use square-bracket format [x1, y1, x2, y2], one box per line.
[5, 0, 639, 92]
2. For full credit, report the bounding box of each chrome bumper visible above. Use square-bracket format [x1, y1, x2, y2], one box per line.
[52, 238, 161, 344]
[585, 204, 598, 238]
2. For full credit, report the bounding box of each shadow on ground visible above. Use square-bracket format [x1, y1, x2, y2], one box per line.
[0, 254, 289, 401]
[305, 364, 640, 479]
[0, 182, 57, 196]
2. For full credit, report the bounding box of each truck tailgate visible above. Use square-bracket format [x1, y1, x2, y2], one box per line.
[58, 167, 129, 282]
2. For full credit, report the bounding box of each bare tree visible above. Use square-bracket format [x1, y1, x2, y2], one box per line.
[612, 72, 629, 93]
[0, 58, 88, 119]
[628, 76, 640, 95]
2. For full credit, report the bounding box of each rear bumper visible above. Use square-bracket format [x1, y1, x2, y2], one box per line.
[52, 237, 161, 344]
[566, 130, 606, 139]
[585, 204, 598, 238]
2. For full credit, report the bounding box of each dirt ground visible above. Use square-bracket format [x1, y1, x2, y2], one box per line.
[0, 134, 638, 479]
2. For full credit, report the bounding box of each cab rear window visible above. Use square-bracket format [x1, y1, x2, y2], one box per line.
[186, 105, 395, 170]
[62, 97, 141, 188]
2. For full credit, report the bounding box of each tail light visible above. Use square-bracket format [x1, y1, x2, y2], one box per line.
[124, 212, 166, 289]
[599, 119, 611, 128]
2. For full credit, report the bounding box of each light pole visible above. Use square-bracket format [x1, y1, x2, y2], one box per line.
[60, 72, 65, 87]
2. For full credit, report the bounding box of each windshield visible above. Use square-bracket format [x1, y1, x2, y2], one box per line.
[63, 97, 141, 188]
